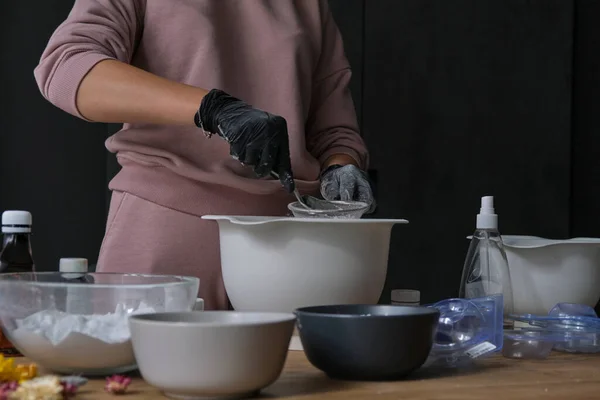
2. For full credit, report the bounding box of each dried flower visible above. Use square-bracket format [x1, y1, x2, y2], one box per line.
[59, 376, 87, 388]
[0, 356, 37, 383]
[104, 375, 131, 395]
[0, 356, 17, 383]
[8, 376, 63, 400]
[0, 381, 19, 400]
[59, 382, 77, 399]
[12, 366, 36, 384]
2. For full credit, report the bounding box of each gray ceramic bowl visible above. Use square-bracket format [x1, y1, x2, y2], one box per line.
[295, 305, 439, 381]
[129, 311, 295, 399]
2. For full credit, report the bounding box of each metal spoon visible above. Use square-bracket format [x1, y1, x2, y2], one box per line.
[270, 172, 311, 209]
[216, 124, 336, 210]
[270, 172, 348, 211]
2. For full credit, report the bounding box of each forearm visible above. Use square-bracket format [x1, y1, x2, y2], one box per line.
[76, 59, 208, 125]
[322, 153, 359, 169]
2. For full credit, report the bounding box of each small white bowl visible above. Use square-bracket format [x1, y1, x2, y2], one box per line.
[129, 311, 295, 399]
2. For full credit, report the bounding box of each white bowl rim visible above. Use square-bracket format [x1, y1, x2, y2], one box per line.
[0, 272, 199, 289]
[202, 215, 409, 225]
[501, 235, 600, 248]
[129, 311, 296, 327]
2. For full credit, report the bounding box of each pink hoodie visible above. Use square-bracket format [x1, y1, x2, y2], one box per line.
[34, 0, 369, 216]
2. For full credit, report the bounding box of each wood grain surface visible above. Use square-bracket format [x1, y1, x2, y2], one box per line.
[25, 350, 600, 399]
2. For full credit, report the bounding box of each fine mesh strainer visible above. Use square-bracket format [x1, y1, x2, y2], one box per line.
[288, 197, 369, 219]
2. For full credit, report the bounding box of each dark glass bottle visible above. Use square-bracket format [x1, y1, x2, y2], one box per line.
[0, 210, 35, 356]
[0, 211, 34, 273]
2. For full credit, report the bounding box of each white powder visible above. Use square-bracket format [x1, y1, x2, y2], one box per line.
[6, 303, 156, 374]
[15, 302, 155, 346]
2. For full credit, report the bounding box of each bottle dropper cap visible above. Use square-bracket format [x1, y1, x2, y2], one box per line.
[2, 211, 32, 233]
[476, 195, 498, 230]
[59, 258, 88, 273]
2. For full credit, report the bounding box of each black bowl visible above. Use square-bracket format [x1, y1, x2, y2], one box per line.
[295, 304, 439, 381]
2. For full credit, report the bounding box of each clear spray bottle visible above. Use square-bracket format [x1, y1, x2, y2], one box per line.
[459, 196, 514, 335]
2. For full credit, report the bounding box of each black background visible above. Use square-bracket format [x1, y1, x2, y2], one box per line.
[1, 1, 599, 305]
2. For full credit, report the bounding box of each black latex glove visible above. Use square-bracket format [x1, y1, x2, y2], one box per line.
[321, 164, 376, 213]
[195, 89, 295, 192]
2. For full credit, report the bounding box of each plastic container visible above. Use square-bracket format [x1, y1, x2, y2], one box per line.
[511, 304, 600, 331]
[555, 331, 600, 354]
[508, 302, 600, 356]
[459, 196, 514, 337]
[425, 296, 502, 367]
[502, 329, 556, 359]
[0, 272, 199, 375]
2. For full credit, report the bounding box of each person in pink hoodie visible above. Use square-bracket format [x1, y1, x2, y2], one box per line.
[34, 0, 375, 310]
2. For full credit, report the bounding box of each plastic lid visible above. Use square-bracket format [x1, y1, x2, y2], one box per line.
[59, 258, 88, 273]
[476, 196, 498, 230]
[429, 298, 487, 353]
[2, 211, 32, 233]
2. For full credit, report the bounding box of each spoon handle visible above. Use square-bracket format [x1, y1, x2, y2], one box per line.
[270, 172, 311, 209]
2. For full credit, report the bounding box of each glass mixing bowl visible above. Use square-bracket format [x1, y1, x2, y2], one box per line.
[0, 272, 199, 376]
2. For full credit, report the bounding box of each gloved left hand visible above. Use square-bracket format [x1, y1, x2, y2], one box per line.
[320, 164, 376, 213]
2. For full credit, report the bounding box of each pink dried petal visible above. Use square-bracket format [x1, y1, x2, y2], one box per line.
[60, 382, 78, 399]
[0, 381, 19, 400]
[105, 375, 131, 395]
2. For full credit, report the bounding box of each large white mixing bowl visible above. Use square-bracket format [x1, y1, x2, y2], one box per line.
[502, 235, 600, 315]
[203, 216, 408, 312]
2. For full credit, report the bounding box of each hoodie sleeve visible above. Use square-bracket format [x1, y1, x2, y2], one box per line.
[304, 0, 370, 171]
[34, 0, 145, 120]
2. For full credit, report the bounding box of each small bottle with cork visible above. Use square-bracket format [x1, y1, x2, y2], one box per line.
[0, 210, 35, 356]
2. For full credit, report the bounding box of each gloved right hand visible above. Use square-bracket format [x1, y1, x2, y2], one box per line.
[195, 89, 295, 192]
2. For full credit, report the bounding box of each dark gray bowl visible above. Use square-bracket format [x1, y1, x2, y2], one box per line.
[295, 304, 439, 381]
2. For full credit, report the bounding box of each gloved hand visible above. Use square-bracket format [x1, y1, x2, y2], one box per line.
[195, 89, 295, 192]
[320, 164, 376, 213]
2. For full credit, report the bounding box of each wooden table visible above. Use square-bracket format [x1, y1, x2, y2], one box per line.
[30, 351, 600, 399]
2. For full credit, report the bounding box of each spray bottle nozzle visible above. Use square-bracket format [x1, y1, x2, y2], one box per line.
[477, 195, 498, 230]
[480, 196, 495, 215]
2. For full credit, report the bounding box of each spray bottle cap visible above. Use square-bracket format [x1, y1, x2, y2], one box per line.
[476, 195, 498, 230]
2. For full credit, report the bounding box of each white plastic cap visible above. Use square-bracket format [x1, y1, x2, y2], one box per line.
[2, 211, 32, 233]
[476, 195, 498, 229]
[59, 258, 88, 273]
[391, 289, 420, 304]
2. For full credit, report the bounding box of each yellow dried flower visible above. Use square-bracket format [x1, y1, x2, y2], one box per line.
[0, 355, 16, 381]
[7, 376, 63, 400]
[0, 355, 38, 383]
[13, 365, 37, 383]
